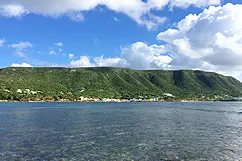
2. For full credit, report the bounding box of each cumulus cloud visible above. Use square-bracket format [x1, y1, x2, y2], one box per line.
[0, 0, 220, 29]
[9, 41, 32, 57]
[11, 62, 33, 67]
[71, 3, 242, 80]
[70, 56, 96, 67]
[70, 42, 172, 69]
[118, 42, 171, 69]
[156, 3, 242, 79]
[0, 4, 27, 17]
[0, 39, 5, 46]
[94, 56, 123, 67]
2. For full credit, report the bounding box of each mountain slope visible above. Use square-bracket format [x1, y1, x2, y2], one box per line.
[0, 67, 241, 101]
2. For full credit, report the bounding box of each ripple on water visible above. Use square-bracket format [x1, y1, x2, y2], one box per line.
[0, 102, 242, 160]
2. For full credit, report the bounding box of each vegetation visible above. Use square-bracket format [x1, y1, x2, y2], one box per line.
[0, 67, 241, 101]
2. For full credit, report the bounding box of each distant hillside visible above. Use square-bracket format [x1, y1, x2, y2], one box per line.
[0, 67, 241, 101]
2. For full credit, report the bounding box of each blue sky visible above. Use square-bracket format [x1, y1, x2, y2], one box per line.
[0, 0, 242, 80]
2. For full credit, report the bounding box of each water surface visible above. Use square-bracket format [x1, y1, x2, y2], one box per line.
[0, 102, 242, 160]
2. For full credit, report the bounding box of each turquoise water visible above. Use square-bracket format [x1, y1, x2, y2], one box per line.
[0, 102, 242, 160]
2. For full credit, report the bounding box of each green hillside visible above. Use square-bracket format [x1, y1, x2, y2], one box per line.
[0, 67, 241, 101]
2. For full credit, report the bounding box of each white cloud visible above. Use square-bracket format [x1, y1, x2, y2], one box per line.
[11, 62, 33, 67]
[0, 0, 220, 30]
[69, 3, 240, 79]
[147, 0, 170, 10]
[118, 42, 171, 69]
[70, 56, 96, 67]
[70, 42, 172, 69]
[68, 12, 84, 22]
[49, 50, 57, 55]
[148, 0, 220, 10]
[156, 3, 242, 80]
[0, 39, 5, 46]
[54, 42, 63, 47]
[9, 41, 32, 57]
[10, 41, 32, 50]
[0, 4, 27, 17]
[172, 0, 220, 9]
[48, 42, 63, 55]
[94, 56, 123, 67]
[139, 14, 167, 30]
[68, 54, 74, 59]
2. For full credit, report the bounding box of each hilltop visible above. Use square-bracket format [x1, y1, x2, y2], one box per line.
[0, 67, 241, 101]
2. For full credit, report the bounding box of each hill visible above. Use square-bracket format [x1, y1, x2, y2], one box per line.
[0, 67, 241, 101]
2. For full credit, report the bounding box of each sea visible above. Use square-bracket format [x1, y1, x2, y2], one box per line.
[0, 102, 242, 160]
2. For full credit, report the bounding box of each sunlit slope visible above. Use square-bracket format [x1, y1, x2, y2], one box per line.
[0, 67, 241, 99]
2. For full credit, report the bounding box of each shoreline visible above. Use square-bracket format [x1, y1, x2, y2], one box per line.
[0, 100, 238, 103]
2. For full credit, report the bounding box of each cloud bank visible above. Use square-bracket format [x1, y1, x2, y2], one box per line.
[157, 3, 242, 77]
[69, 3, 242, 80]
[5, 3, 242, 80]
[0, 0, 220, 29]
[70, 42, 172, 69]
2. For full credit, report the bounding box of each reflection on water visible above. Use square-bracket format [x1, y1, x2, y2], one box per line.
[0, 102, 242, 160]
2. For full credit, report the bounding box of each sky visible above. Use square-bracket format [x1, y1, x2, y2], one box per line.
[0, 0, 242, 80]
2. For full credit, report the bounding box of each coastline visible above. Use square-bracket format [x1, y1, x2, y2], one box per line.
[1, 97, 241, 103]
[0, 99, 223, 103]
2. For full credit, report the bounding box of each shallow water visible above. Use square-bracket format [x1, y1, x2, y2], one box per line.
[0, 102, 242, 160]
